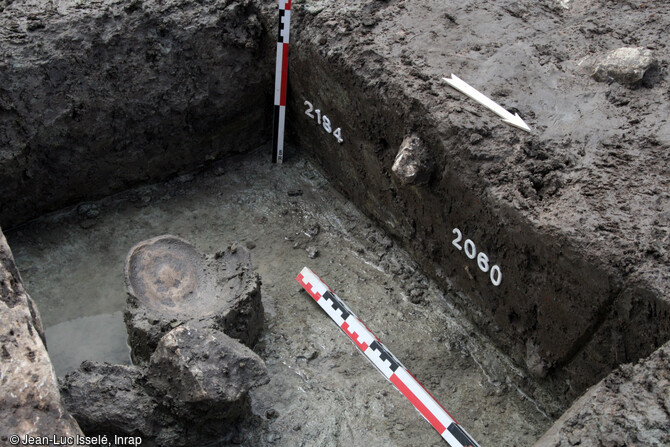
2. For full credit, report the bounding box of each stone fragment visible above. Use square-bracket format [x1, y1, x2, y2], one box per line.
[60, 327, 268, 447]
[147, 325, 269, 422]
[525, 338, 550, 379]
[306, 246, 319, 259]
[59, 362, 161, 440]
[534, 339, 670, 447]
[124, 235, 263, 363]
[592, 47, 657, 85]
[391, 135, 434, 185]
[0, 228, 84, 440]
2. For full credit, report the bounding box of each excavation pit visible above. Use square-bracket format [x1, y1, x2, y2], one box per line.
[1, 1, 669, 446]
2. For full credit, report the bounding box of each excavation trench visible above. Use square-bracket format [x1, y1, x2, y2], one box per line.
[1, 0, 669, 446]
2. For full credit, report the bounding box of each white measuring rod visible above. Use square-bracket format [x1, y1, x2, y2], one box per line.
[443, 74, 531, 133]
[272, 0, 292, 163]
[296, 267, 482, 447]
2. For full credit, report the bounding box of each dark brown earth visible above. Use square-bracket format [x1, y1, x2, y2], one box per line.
[280, 0, 670, 405]
[0, 0, 272, 228]
[1, 0, 669, 445]
[536, 339, 670, 447]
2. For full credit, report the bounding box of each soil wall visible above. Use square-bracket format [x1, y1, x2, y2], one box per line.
[282, 0, 670, 405]
[0, 0, 273, 228]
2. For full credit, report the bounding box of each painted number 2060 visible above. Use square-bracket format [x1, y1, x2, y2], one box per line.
[452, 228, 502, 286]
[304, 100, 343, 144]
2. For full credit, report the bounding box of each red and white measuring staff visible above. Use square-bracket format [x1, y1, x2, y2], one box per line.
[296, 267, 481, 447]
[272, 0, 291, 164]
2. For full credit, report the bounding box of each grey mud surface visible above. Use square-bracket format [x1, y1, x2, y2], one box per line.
[6, 148, 555, 446]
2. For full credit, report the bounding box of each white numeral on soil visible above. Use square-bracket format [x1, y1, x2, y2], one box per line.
[451, 227, 502, 287]
[304, 100, 314, 118]
[477, 252, 489, 272]
[490, 265, 502, 286]
[464, 239, 476, 259]
[304, 100, 343, 144]
[452, 228, 463, 250]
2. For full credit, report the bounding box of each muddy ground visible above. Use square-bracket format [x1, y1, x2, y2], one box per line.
[6, 148, 555, 446]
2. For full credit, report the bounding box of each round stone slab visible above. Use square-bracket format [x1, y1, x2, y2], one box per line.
[124, 235, 263, 363]
[125, 236, 207, 313]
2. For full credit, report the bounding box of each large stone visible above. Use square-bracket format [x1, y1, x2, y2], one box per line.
[124, 235, 263, 362]
[60, 327, 268, 447]
[59, 362, 164, 441]
[147, 325, 269, 422]
[534, 339, 670, 447]
[0, 0, 272, 228]
[0, 227, 84, 442]
[592, 47, 657, 85]
[391, 135, 434, 186]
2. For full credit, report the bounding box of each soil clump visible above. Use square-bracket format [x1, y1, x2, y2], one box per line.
[60, 326, 269, 447]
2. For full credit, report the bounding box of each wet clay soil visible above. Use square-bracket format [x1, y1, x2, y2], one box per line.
[7, 147, 555, 446]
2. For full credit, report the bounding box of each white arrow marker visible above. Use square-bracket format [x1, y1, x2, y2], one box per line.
[443, 74, 531, 133]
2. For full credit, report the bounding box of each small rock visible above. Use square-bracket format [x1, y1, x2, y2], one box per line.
[525, 339, 550, 379]
[391, 135, 434, 185]
[265, 408, 279, 419]
[245, 241, 256, 250]
[79, 218, 98, 229]
[409, 288, 424, 304]
[287, 189, 303, 197]
[175, 173, 194, 183]
[592, 47, 657, 85]
[77, 203, 100, 219]
[304, 223, 320, 238]
[306, 246, 319, 259]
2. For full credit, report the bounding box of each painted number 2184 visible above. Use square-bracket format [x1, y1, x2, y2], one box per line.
[304, 100, 343, 144]
[452, 228, 502, 286]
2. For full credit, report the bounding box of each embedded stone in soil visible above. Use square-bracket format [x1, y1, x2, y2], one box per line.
[124, 235, 263, 363]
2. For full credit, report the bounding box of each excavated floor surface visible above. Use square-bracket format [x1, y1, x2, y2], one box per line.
[6, 147, 556, 446]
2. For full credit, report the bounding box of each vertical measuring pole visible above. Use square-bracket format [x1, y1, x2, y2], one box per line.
[272, 0, 291, 163]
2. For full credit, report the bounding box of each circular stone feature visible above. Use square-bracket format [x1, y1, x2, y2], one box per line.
[124, 235, 263, 363]
[126, 236, 204, 312]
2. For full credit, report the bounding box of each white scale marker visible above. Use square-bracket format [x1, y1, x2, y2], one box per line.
[443, 74, 531, 133]
[296, 267, 482, 447]
[272, 0, 292, 163]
